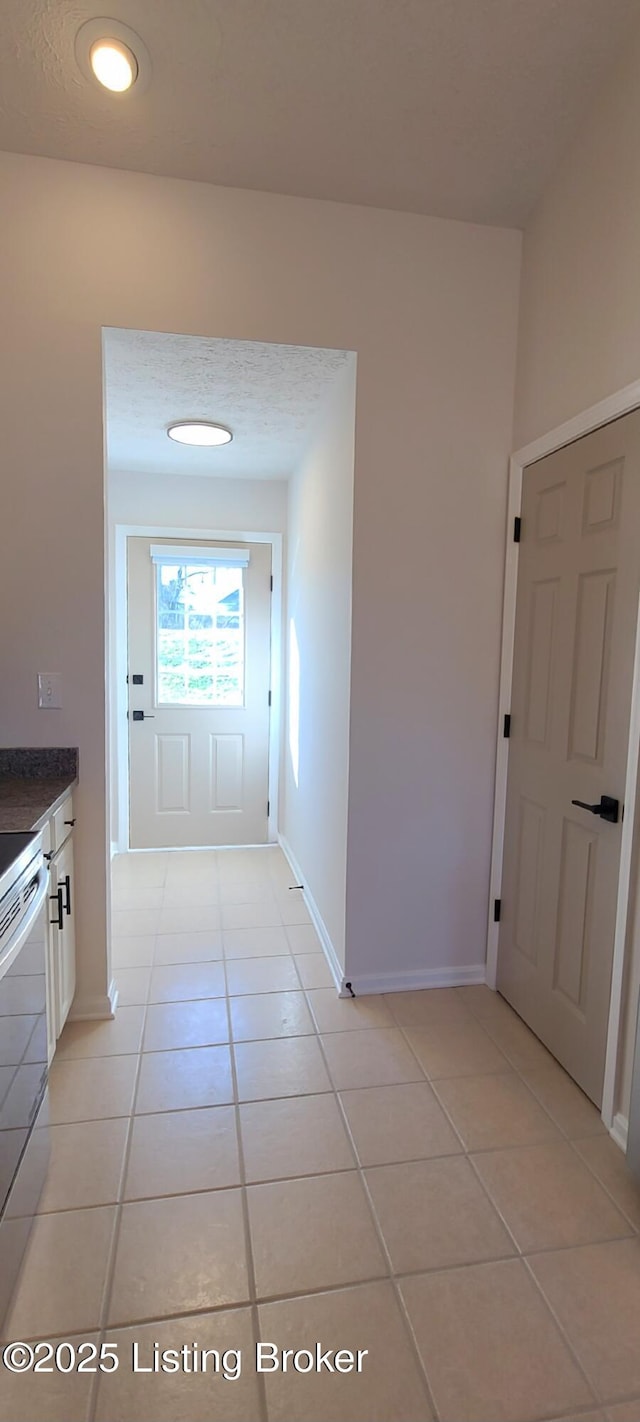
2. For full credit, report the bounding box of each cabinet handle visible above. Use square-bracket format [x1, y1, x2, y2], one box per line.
[60, 873, 72, 916]
[64, 818, 76, 827]
[50, 887, 64, 930]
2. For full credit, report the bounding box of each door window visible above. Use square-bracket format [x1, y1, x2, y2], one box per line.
[155, 561, 245, 706]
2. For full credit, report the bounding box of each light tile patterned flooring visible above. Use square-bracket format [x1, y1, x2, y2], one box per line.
[3, 847, 640, 1421]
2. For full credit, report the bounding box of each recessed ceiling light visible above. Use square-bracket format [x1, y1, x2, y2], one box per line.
[75, 19, 151, 96]
[167, 422, 233, 448]
[89, 38, 137, 93]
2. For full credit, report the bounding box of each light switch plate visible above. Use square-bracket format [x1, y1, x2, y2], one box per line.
[38, 672, 62, 709]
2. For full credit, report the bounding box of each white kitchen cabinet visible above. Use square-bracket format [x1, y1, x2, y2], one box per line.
[52, 834, 76, 1031]
[45, 794, 77, 1053]
[44, 915, 57, 1065]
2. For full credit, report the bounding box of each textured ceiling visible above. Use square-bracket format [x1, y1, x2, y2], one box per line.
[0, 1, 638, 226]
[103, 328, 352, 478]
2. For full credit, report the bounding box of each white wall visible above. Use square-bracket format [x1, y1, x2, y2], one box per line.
[107, 469, 287, 848]
[0, 150, 521, 1017]
[514, 24, 640, 1120]
[515, 26, 640, 448]
[109, 469, 288, 532]
[281, 361, 356, 971]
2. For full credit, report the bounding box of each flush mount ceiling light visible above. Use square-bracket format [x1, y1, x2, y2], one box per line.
[167, 422, 234, 448]
[75, 18, 151, 95]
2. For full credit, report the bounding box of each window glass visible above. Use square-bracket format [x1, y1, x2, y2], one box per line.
[156, 562, 245, 706]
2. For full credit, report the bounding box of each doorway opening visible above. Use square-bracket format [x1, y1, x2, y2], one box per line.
[104, 327, 357, 992]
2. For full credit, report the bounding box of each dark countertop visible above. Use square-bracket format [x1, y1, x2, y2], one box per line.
[0, 779, 78, 833]
[0, 749, 79, 834]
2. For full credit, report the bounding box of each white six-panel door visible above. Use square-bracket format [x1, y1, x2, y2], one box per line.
[498, 411, 640, 1106]
[127, 537, 272, 848]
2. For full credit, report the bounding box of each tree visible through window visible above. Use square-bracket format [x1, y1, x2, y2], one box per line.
[156, 562, 244, 706]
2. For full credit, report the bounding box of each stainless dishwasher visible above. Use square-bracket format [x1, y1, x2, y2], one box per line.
[0, 831, 50, 1330]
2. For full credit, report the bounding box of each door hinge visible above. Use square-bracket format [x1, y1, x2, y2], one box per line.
[270, 575, 274, 592]
[268, 690, 272, 707]
[513, 515, 522, 543]
[503, 713, 511, 738]
[267, 799, 270, 816]
[494, 898, 501, 923]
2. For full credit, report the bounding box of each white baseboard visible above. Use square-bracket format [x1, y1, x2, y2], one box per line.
[277, 834, 486, 999]
[277, 834, 344, 993]
[68, 983, 118, 1022]
[342, 963, 487, 997]
[610, 1111, 629, 1152]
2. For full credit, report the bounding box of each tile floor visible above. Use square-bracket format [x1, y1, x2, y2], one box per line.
[2, 847, 640, 1421]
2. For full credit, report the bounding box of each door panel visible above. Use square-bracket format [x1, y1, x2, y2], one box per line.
[567, 570, 615, 763]
[498, 410, 640, 1106]
[513, 797, 545, 965]
[524, 579, 558, 745]
[128, 537, 271, 848]
[156, 735, 190, 813]
[552, 817, 596, 1010]
[210, 734, 244, 811]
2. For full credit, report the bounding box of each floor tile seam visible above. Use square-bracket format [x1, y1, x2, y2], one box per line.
[429, 1043, 582, 1152]
[30, 1175, 262, 1213]
[155, 923, 223, 936]
[390, 1032, 469, 1157]
[425, 1069, 552, 1158]
[134, 1083, 335, 1112]
[424, 1060, 531, 1084]
[96, 1296, 263, 1343]
[567, 1141, 640, 1234]
[401, 1007, 512, 1052]
[48, 1108, 144, 1128]
[323, 1041, 440, 1421]
[84, 1017, 147, 1422]
[51, 1082, 340, 1127]
[463, 1151, 636, 1257]
[334, 1143, 468, 1171]
[464, 1148, 531, 1260]
[460, 989, 609, 1145]
[466, 1139, 640, 1236]
[223, 945, 296, 960]
[374, 1018, 450, 1086]
[223, 927, 270, 1422]
[146, 992, 228, 1005]
[509, 1059, 602, 1138]
[598, 1388, 640, 1411]
[560, 1139, 640, 1236]
[318, 1021, 430, 1051]
[95, 1000, 150, 1355]
[520, 1252, 605, 1411]
[89, 1269, 403, 1335]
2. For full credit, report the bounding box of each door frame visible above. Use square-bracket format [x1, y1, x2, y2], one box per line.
[111, 523, 283, 854]
[487, 378, 640, 1138]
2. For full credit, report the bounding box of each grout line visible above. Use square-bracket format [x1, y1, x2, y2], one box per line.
[459, 991, 640, 1234]
[84, 1011, 147, 1421]
[311, 1018, 441, 1421]
[219, 855, 270, 1422]
[87, 989, 150, 1422]
[521, 1253, 605, 1412]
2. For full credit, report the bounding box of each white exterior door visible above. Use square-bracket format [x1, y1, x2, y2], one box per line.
[498, 410, 640, 1106]
[127, 537, 272, 848]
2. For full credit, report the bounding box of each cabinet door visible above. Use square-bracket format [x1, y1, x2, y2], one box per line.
[54, 836, 76, 1031]
[45, 911, 58, 1062]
